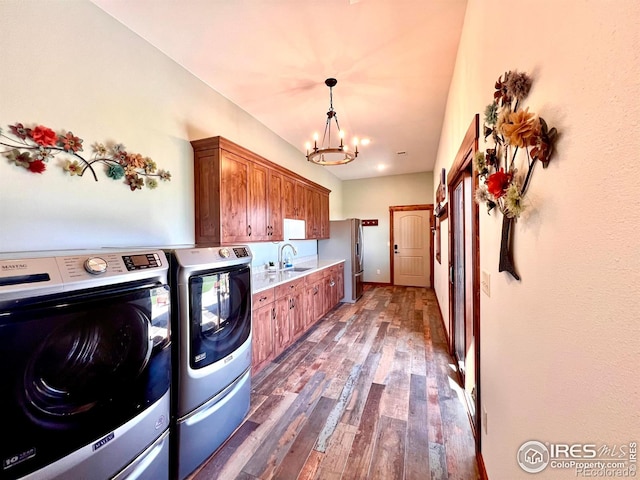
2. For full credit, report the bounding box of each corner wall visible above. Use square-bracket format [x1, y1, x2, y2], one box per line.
[434, 1, 640, 478]
[342, 172, 433, 283]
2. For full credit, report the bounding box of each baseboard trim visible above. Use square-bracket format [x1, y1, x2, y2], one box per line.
[434, 289, 489, 479]
[432, 289, 450, 350]
[363, 281, 392, 287]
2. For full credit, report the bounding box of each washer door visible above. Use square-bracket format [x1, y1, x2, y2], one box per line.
[0, 282, 171, 479]
[24, 304, 153, 418]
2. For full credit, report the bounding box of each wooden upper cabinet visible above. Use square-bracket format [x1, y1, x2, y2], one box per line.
[268, 170, 284, 241]
[220, 150, 251, 242]
[249, 162, 269, 241]
[283, 175, 306, 221]
[192, 136, 330, 245]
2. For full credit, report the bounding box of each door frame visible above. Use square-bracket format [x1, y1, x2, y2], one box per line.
[447, 114, 481, 448]
[389, 204, 434, 287]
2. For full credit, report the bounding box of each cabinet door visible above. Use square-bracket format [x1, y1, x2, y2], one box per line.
[305, 187, 321, 239]
[290, 289, 305, 339]
[221, 151, 251, 242]
[295, 181, 306, 220]
[193, 150, 220, 244]
[336, 263, 345, 303]
[252, 303, 274, 374]
[319, 191, 330, 239]
[308, 280, 324, 325]
[283, 175, 296, 219]
[268, 170, 284, 241]
[274, 296, 292, 357]
[249, 162, 269, 241]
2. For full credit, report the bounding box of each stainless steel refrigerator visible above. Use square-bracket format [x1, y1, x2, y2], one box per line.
[318, 218, 364, 303]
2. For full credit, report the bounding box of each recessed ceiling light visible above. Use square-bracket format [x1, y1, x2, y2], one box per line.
[377, 164, 386, 171]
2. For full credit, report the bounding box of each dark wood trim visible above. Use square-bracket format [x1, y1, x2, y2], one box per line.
[446, 114, 482, 455]
[477, 451, 489, 480]
[389, 204, 434, 287]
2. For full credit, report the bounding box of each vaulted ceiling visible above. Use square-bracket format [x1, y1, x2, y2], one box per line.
[92, 0, 467, 180]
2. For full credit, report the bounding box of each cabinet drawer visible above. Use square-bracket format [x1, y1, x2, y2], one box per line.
[305, 270, 326, 285]
[275, 278, 304, 298]
[252, 288, 275, 306]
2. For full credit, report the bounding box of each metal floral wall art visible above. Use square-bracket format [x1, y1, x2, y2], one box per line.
[474, 71, 558, 280]
[1, 123, 171, 191]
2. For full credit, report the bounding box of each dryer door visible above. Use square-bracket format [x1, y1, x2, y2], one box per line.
[188, 264, 251, 369]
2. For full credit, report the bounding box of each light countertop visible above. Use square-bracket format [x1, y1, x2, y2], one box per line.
[252, 258, 344, 293]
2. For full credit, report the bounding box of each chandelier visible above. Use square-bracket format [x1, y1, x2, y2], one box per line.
[306, 78, 363, 166]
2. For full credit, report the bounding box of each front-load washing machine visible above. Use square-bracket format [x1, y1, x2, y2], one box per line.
[0, 249, 172, 480]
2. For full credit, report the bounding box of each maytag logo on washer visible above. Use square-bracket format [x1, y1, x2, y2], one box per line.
[1, 263, 28, 270]
[517, 440, 550, 473]
[92, 432, 115, 451]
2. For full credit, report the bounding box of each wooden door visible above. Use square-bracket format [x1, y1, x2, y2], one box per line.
[251, 303, 274, 374]
[268, 169, 284, 240]
[447, 114, 481, 448]
[392, 209, 432, 287]
[220, 151, 251, 242]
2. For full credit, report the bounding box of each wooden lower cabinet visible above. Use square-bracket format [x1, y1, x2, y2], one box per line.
[251, 290, 275, 375]
[251, 262, 345, 376]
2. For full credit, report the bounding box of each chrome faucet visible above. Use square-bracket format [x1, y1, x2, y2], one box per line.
[278, 243, 297, 270]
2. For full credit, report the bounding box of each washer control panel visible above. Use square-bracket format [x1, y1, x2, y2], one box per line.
[122, 252, 162, 271]
[84, 257, 108, 275]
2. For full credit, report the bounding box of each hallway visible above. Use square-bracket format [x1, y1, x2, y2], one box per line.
[190, 286, 480, 479]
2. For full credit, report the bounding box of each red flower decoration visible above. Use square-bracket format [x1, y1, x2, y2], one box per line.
[486, 168, 512, 199]
[30, 125, 58, 146]
[9, 123, 31, 140]
[27, 160, 46, 174]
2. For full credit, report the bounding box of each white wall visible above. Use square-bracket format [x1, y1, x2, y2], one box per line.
[434, 1, 640, 478]
[342, 172, 433, 283]
[0, 0, 342, 253]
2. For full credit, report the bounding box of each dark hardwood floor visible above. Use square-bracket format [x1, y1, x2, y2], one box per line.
[190, 285, 480, 480]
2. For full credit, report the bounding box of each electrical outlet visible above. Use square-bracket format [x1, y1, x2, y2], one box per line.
[483, 407, 488, 435]
[376, 269, 381, 275]
[481, 270, 490, 297]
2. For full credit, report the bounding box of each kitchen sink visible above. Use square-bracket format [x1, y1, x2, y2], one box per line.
[291, 267, 313, 272]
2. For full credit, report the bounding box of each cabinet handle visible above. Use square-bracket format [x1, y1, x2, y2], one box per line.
[272, 307, 276, 320]
[330, 281, 335, 287]
[248, 225, 252, 236]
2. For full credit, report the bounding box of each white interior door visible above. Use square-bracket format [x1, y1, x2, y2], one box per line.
[393, 210, 431, 287]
